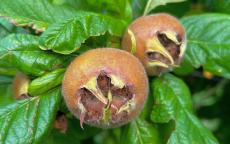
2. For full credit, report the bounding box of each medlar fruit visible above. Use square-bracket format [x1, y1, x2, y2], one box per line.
[62, 48, 148, 128]
[122, 13, 187, 76]
[12, 72, 30, 100]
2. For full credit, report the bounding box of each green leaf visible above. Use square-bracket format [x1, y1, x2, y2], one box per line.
[212, 0, 230, 14]
[139, 87, 154, 119]
[66, 118, 101, 140]
[42, 129, 81, 144]
[175, 14, 230, 78]
[39, 14, 127, 54]
[0, 68, 17, 76]
[0, 0, 78, 31]
[0, 19, 16, 39]
[131, 0, 148, 19]
[0, 75, 12, 84]
[0, 88, 61, 144]
[0, 17, 26, 39]
[94, 129, 121, 144]
[0, 76, 14, 107]
[204, 0, 230, 14]
[151, 74, 219, 144]
[0, 23, 11, 39]
[150, 1, 190, 18]
[193, 80, 228, 109]
[120, 118, 160, 144]
[86, 0, 132, 22]
[28, 69, 65, 95]
[0, 84, 14, 107]
[131, 0, 188, 19]
[143, 0, 186, 15]
[55, 0, 132, 22]
[0, 34, 69, 76]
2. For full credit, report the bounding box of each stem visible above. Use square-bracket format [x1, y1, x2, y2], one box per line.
[143, 0, 152, 16]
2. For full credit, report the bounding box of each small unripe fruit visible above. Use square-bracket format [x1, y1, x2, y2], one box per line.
[12, 72, 30, 100]
[62, 48, 148, 128]
[53, 112, 68, 133]
[122, 13, 187, 76]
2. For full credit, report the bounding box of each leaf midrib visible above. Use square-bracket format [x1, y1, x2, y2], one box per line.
[0, 97, 39, 118]
[167, 81, 217, 144]
[133, 120, 144, 144]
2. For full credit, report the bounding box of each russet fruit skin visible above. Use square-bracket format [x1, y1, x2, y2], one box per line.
[122, 13, 187, 76]
[62, 48, 148, 128]
[12, 72, 30, 100]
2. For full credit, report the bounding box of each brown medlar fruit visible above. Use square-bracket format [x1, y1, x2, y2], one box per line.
[122, 13, 187, 76]
[12, 72, 30, 100]
[62, 48, 148, 128]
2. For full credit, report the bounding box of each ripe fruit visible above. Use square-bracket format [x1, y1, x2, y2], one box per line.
[122, 13, 187, 76]
[62, 48, 148, 128]
[12, 72, 30, 100]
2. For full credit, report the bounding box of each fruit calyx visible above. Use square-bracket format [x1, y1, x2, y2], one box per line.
[146, 30, 183, 69]
[77, 70, 135, 128]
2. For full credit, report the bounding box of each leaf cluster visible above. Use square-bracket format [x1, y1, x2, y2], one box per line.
[0, 0, 229, 144]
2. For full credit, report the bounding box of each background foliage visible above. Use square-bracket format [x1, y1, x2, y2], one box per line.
[0, 0, 229, 144]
